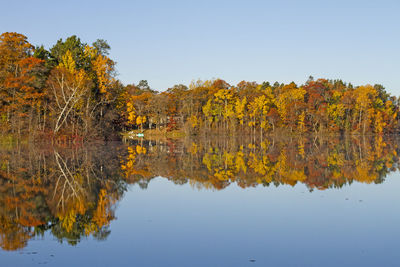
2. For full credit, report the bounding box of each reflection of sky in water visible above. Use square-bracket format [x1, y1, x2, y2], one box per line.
[1, 174, 399, 267]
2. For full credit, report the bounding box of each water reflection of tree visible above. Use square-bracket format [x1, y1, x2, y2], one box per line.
[1, 136, 399, 251]
[0, 143, 126, 250]
[122, 136, 400, 191]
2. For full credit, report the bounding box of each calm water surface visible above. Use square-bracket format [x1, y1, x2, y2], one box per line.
[1, 136, 399, 266]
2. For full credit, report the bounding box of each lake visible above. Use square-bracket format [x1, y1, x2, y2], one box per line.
[0, 136, 399, 266]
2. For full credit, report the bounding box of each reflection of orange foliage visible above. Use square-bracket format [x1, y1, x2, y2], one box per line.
[0, 145, 123, 250]
[0, 170, 48, 229]
[354, 162, 377, 184]
[18, 216, 45, 228]
[92, 189, 114, 229]
[0, 216, 31, 251]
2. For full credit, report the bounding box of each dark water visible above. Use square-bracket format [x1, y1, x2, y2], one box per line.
[0, 136, 399, 266]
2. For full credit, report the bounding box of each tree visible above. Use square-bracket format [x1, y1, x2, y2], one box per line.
[92, 39, 110, 55]
[50, 35, 86, 69]
[137, 80, 156, 93]
[353, 85, 378, 134]
[0, 33, 46, 135]
[46, 50, 92, 134]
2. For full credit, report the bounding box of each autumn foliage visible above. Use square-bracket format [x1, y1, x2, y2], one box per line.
[0, 32, 122, 140]
[122, 78, 399, 136]
[1, 32, 399, 139]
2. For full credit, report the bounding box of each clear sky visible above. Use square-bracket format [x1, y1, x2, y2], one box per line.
[1, 0, 399, 94]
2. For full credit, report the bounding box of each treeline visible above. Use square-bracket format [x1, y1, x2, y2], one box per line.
[1, 32, 399, 140]
[122, 136, 400, 190]
[125, 79, 400, 136]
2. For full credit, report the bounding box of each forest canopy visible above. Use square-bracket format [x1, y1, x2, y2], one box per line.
[0, 32, 399, 141]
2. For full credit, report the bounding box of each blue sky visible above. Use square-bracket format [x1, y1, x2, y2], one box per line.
[1, 0, 399, 94]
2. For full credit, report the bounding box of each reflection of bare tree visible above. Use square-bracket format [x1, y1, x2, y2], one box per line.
[53, 150, 84, 210]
